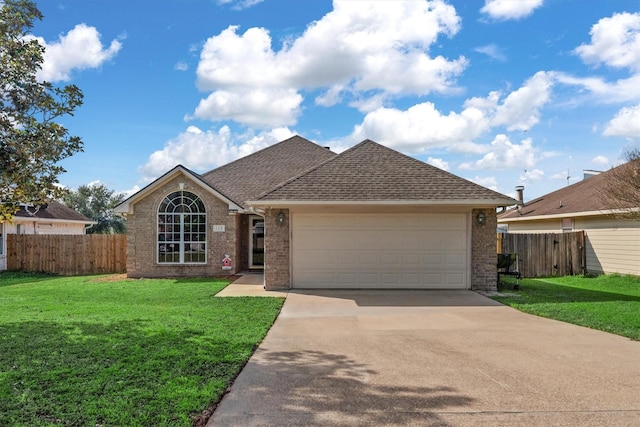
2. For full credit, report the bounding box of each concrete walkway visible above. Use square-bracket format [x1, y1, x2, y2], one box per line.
[208, 290, 640, 426]
[215, 273, 288, 298]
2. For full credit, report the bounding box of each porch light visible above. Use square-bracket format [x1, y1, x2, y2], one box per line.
[277, 211, 285, 226]
[476, 212, 486, 226]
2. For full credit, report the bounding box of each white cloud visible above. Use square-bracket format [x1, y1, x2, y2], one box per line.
[138, 126, 295, 181]
[217, 0, 264, 10]
[474, 44, 507, 62]
[519, 168, 544, 182]
[470, 176, 498, 191]
[492, 71, 554, 131]
[118, 185, 141, 199]
[554, 73, 640, 104]
[28, 24, 122, 82]
[194, 1, 466, 127]
[426, 157, 450, 171]
[175, 61, 188, 71]
[574, 12, 640, 71]
[345, 72, 557, 154]
[192, 88, 303, 127]
[591, 155, 610, 166]
[550, 170, 570, 181]
[349, 102, 491, 154]
[603, 104, 640, 140]
[480, 0, 544, 21]
[349, 93, 386, 113]
[459, 134, 538, 171]
[315, 85, 345, 107]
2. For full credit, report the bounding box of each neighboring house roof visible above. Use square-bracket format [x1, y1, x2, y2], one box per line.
[499, 160, 639, 221]
[251, 139, 516, 206]
[13, 200, 95, 224]
[201, 135, 336, 208]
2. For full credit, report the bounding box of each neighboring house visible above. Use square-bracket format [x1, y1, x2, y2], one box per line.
[498, 167, 640, 276]
[115, 135, 515, 291]
[0, 200, 96, 270]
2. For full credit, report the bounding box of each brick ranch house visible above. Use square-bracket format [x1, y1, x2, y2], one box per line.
[115, 136, 515, 291]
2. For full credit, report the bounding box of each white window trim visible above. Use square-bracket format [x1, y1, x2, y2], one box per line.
[157, 191, 207, 265]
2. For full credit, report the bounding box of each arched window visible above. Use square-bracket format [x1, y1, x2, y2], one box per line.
[157, 191, 206, 264]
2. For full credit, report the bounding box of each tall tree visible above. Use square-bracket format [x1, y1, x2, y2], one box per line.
[599, 149, 640, 219]
[0, 0, 84, 221]
[63, 184, 126, 234]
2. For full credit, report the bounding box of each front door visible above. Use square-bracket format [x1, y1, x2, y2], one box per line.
[249, 216, 264, 269]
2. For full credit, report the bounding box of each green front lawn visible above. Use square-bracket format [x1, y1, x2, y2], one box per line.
[493, 274, 640, 341]
[0, 272, 284, 426]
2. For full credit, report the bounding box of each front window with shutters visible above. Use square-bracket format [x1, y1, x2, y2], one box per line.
[157, 191, 206, 264]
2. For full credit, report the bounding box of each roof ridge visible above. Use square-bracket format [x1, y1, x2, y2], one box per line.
[250, 140, 365, 201]
[357, 140, 514, 200]
[201, 135, 322, 178]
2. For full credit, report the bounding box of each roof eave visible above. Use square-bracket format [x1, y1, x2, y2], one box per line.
[9, 217, 98, 225]
[498, 207, 640, 222]
[248, 199, 516, 208]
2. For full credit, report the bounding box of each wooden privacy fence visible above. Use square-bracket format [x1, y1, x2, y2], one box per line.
[7, 234, 126, 275]
[497, 231, 586, 278]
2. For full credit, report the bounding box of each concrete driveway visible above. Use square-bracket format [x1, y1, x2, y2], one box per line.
[208, 290, 640, 426]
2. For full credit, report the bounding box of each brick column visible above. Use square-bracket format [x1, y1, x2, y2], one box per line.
[471, 208, 498, 291]
[264, 208, 291, 290]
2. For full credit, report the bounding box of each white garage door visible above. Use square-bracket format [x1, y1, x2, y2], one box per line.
[292, 213, 469, 289]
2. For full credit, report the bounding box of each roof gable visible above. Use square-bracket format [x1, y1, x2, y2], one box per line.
[252, 140, 515, 206]
[499, 160, 640, 221]
[201, 135, 336, 208]
[114, 165, 242, 215]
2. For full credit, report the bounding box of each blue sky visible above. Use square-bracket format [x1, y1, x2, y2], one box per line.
[31, 0, 640, 202]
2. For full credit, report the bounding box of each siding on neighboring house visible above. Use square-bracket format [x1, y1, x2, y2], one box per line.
[504, 216, 640, 276]
[506, 219, 564, 234]
[3, 220, 88, 236]
[577, 217, 640, 276]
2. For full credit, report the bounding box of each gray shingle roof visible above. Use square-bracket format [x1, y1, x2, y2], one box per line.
[255, 139, 515, 205]
[201, 135, 336, 208]
[15, 200, 94, 222]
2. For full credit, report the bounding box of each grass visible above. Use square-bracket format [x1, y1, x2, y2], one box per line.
[0, 272, 284, 426]
[492, 274, 640, 341]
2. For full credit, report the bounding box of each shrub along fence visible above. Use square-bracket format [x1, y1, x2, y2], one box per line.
[6, 234, 126, 275]
[497, 231, 586, 278]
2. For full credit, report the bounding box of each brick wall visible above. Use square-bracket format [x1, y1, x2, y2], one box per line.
[263, 208, 290, 289]
[471, 208, 498, 291]
[125, 175, 239, 278]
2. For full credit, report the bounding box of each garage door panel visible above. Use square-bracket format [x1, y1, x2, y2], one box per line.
[445, 253, 466, 266]
[422, 252, 444, 266]
[402, 252, 423, 268]
[292, 213, 468, 289]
